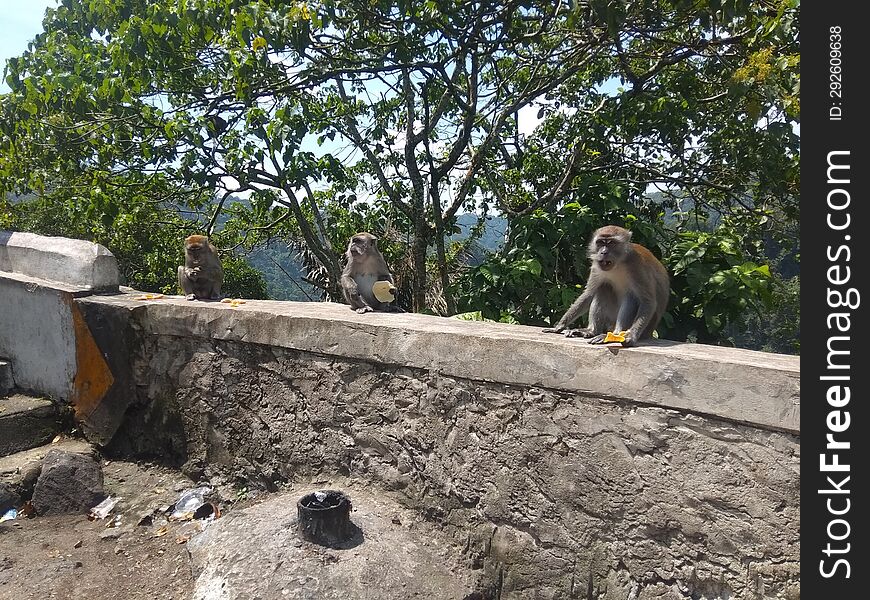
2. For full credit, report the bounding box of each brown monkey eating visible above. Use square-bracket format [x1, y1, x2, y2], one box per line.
[341, 232, 402, 313]
[177, 234, 224, 301]
[542, 225, 669, 346]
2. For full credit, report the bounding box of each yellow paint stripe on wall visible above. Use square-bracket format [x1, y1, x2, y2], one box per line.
[69, 300, 114, 420]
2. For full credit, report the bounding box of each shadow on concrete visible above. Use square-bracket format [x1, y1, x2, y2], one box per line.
[0, 230, 12, 271]
[290, 519, 365, 550]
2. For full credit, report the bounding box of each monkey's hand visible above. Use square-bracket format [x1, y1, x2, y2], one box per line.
[343, 282, 360, 300]
[186, 266, 202, 281]
[541, 325, 565, 335]
[618, 332, 637, 347]
[355, 306, 374, 314]
[589, 331, 635, 346]
[564, 327, 595, 338]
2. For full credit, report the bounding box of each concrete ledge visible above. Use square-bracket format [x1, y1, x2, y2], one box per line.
[0, 230, 119, 291]
[0, 394, 58, 456]
[82, 293, 800, 434]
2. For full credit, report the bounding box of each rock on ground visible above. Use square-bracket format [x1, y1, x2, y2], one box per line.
[0, 483, 19, 513]
[0, 458, 197, 600]
[32, 449, 105, 515]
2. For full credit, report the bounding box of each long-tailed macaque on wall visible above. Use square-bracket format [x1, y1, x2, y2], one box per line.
[178, 234, 224, 301]
[543, 225, 669, 346]
[340, 232, 402, 313]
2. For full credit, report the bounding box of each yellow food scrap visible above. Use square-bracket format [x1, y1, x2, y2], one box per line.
[220, 298, 247, 308]
[602, 330, 629, 343]
[134, 293, 164, 301]
[372, 280, 396, 303]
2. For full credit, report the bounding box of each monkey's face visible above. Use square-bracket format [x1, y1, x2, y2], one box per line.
[185, 235, 210, 256]
[594, 243, 616, 270]
[186, 241, 205, 256]
[348, 233, 377, 257]
[589, 227, 630, 271]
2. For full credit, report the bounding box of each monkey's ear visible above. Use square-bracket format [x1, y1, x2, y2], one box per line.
[624, 229, 633, 240]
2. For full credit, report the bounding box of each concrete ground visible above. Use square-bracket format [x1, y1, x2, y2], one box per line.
[1, 454, 484, 600]
[187, 479, 484, 600]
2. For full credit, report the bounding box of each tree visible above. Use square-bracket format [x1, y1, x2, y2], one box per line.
[1, 0, 799, 349]
[5, 180, 268, 297]
[457, 0, 799, 349]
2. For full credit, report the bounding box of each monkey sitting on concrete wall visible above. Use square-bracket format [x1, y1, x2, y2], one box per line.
[177, 234, 224, 301]
[542, 225, 669, 346]
[341, 232, 403, 313]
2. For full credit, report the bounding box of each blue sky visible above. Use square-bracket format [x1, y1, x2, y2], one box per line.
[0, 1, 55, 92]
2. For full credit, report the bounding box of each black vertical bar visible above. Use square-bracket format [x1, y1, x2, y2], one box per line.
[802, 2, 868, 595]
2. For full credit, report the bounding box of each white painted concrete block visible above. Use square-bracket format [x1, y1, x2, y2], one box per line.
[0, 276, 77, 401]
[0, 230, 119, 290]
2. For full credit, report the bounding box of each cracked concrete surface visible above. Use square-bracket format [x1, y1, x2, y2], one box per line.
[105, 330, 799, 599]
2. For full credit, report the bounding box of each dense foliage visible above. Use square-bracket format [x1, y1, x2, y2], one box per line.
[3, 186, 267, 297]
[0, 0, 799, 351]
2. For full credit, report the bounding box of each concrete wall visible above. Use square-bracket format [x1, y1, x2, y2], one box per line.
[1, 234, 801, 599]
[80, 295, 800, 600]
[0, 272, 77, 399]
[0, 232, 117, 421]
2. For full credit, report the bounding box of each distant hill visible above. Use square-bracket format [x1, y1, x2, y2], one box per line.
[450, 213, 506, 266]
[244, 242, 319, 301]
[244, 212, 508, 300]
[454, 213, 506, 251]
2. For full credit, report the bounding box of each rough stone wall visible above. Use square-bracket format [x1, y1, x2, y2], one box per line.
[114, 334, 800, 600]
